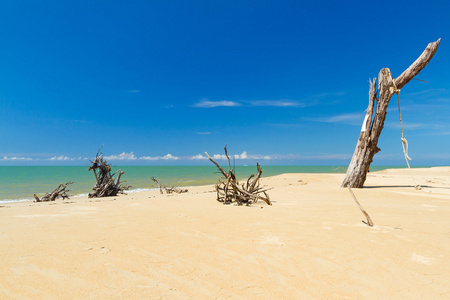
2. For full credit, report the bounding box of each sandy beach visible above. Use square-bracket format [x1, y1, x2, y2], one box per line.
[1, 167, 449, 299]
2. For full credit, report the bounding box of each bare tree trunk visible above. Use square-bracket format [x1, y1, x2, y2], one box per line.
[341, 39, 441, 188]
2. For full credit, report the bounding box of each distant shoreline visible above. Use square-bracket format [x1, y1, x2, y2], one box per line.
[0, 165, 443, 203]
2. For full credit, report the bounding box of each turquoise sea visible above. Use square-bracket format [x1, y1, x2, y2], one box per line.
[0, 165, 411, 203]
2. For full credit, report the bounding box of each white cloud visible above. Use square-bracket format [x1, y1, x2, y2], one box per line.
[139, 156, 159, 161]
[236, 151, 247, 159]
[104, 152, 137, 160]
[2, 156, 33, 161]
[139, 154, 179, 160]
[128, 90, 140, 93]
[205, 151, 272, 160]
[247, 154, 272, 160]
[212, 154, 227, 160]
[49, 155, 75, 161]
[161, 154, 179, 160]
[196, 132, 211, 135]
[191, 154, 207, 160]
[192, 99, 241, 108]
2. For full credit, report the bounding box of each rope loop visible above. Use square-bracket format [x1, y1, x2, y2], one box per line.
[401, 137, 412, 162]
[391, 79, 401, 95]
[396, 87, 421, 190]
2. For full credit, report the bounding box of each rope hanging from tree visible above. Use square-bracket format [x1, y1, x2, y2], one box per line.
[392, 81, 421, 190]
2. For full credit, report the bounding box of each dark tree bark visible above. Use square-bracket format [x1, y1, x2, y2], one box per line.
[341, 39, 441, 188]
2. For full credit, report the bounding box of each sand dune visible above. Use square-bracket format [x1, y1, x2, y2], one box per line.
[1, 167, 449, 299]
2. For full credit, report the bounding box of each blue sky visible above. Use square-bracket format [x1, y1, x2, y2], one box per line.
[1, 0, 449, 166]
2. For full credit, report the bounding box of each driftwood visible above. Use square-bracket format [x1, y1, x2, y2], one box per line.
[151, 177, 188, 194]
[88, 149, 131, 198]
[34, 182, 73, 202]
[348, 187, 374, 227]
[342, 39, 441, 188]
[205, 145, 272, 205]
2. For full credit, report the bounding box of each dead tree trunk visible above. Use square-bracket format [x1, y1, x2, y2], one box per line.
[341, 39, 441, 188]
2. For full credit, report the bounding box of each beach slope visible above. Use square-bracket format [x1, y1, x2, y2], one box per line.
[1, 167, 449, 299]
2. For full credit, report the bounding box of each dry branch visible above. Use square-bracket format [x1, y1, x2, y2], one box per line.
[88, 149, 131, 198]
[205, 145, 272, 205]
[348, 187, 374, 227]
[34, 182, 73, 202]
[151, 177, 188, 194]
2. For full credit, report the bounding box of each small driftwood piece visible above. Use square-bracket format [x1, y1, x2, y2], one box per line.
[34, 182, 73, 202]
[151, 177, 188, 194]
[205, 145, 272, 205]
[88, 149, 131, 198]
[348, 187, 374, 227]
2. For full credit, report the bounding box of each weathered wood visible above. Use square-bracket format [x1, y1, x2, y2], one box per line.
[348, 187, 374, 227]
[88, 149, 131, 198]
[342, 39, 441, 188]
[151, 177, 188, 194]
[205, 145, 272, 205]
[34, 182, 73, 202]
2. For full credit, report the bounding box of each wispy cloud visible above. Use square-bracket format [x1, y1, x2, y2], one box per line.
[196, 132, 211, 135]
[192, 98, 309, 108]
[270, 123, 304, 128]
[428, 131, 450, 136]
[192, 99, 241, 108]
[402, 88, 447, 98]
[1, 156, 34, 161]
[304, 112, 365, 125]
[128, 90, 141, 93]
[384, 122, 426, 130]
[245, 100, 306, 107]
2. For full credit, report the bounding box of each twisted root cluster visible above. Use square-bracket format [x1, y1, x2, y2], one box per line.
[88, 150, 131, 198]
[205, 146, 271, 206]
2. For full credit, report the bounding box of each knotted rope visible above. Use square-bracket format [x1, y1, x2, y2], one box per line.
[392, 80, 421, 190]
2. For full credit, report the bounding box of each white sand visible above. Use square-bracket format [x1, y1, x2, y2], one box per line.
[1, 167, 449, 299]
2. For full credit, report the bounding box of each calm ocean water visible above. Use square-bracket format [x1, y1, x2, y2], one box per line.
[0, 165, 405, 203]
